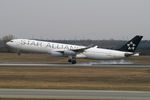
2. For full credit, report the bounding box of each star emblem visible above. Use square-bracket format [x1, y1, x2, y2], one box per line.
[127, 42, 136, 50]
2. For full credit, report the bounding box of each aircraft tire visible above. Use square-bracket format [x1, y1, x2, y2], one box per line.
[68, 59, 71, 62]
[71, 60, 76, 64]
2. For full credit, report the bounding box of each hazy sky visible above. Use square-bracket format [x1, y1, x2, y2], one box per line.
[0, 0, 150, 40]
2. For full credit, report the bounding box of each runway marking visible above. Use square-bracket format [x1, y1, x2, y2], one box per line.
[0, 88, 150, 100]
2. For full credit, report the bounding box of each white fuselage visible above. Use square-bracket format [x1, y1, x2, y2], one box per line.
[7, 39, 131, 60]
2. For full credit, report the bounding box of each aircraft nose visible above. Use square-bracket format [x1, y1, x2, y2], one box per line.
[6, 41, 12, 46]
[6, 42, 10, 46]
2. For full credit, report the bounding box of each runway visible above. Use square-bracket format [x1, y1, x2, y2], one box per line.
[0, 88, 150, 100]
[0, 62, 150, 67]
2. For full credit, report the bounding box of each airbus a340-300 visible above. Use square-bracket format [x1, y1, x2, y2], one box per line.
[6, 35, 143, 64]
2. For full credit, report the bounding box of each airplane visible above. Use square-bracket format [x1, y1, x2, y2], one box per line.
[6, 35, 143, 64]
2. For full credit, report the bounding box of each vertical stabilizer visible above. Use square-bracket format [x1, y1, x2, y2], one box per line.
[119, 35, 143, 52]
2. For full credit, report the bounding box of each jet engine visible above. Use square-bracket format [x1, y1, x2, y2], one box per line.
[49, 51, 63, 57]
[64, 50, 76, 56]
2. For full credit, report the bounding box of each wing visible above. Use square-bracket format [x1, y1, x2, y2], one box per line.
[71, 44, 94, 53]
[49, 44, 94, 56]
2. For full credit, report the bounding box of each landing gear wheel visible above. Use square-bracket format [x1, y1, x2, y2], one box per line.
[68, 59, 71, 62]
[68, 56, 77, 64]
[71, 60, 77, 64]
[17, 52, 21, 56]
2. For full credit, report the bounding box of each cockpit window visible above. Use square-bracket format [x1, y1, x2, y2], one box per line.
[10, 41, 13, 42]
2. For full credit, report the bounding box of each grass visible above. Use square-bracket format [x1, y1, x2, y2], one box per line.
[0, 53, 150, 91]
[0, 66, 150, 91]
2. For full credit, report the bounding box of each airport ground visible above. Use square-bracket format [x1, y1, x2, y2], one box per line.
[0, 53, 149, 91]
[0, 53, 150, 64]
[0, 99, 111, 100]
[1, 65, 150, 91]
[0, 53, 150, 100]
[3, 98, 139, 100]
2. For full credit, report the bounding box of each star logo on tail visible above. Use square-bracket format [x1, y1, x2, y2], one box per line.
[127, 42, 136, 50]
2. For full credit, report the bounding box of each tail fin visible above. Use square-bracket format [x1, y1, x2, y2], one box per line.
[118, 35, 143, 52]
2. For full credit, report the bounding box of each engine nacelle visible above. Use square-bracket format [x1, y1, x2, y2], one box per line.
[64, 50, 76, 56]
[49, 51, 63, 57]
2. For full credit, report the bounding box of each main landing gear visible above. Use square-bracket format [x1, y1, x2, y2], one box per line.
[17, 50, 21, 56]
[68, 56, 77, 64]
